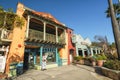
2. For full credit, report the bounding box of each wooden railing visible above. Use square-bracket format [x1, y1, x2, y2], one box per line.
[28, 29, 65, 44]
[29, 29, 43, 41]
[46, 33, 56, 43]
[58, 37, 65, 44]
[0, 29, 13, 41]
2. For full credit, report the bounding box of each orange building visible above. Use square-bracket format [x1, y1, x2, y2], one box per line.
[0, 2, 76, 77]
[67, 28, 76, 65]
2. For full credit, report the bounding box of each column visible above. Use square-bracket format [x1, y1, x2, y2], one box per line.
[75, 43, 78, 56]
[98, 49, 100, 54]
[90, 48, 94, 56]
[40, 46, 43, 65]
[43, 22, 46, 40]
[26, 15, 30, 39]
[82, 49, 85, 57]
[95, 48, 98, 54]
[56, 27, 58, 42]
[56, 48, 58, 64]
[33, 52, 36, 65]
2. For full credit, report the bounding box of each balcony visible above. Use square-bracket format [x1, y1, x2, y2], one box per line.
[0, 29, 13, 42]
[46, 33, 56, 43]
[28, 29, 43, 41]
[58, 37, 65, 44]
[28, 29, 65, 45]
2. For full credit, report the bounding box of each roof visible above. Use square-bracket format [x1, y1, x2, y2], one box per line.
[32, 11, 63, 26]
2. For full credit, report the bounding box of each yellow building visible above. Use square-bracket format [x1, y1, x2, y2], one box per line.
[0, 2, 69, 75]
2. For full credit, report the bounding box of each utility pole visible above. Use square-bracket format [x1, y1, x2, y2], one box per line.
[108, 0, 120, 60]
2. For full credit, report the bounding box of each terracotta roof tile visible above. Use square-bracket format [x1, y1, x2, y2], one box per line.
[32, 11, 63, 26]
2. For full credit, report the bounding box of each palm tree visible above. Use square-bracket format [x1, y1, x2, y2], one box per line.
[107, 0, 120, 60]
[105, 3, 120, 18]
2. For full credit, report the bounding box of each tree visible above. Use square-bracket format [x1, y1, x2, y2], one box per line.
[94, 35, 108, 53]
[107, 0, 120, 60]
[105, 3, 120, 18]
[0, 6, 24, 30]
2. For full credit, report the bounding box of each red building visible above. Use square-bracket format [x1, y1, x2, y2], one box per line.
[67, 28, 76, 64]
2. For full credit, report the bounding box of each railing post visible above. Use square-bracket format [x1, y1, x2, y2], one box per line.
[56, 27, 58, 42]
[26, 15, 30, 39]
[43, 22, 46, 40]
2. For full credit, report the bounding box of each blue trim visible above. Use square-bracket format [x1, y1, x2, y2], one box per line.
[40, 47, 43, 65]
[55, 48, 58, 64]
[33, 52, 36, 65]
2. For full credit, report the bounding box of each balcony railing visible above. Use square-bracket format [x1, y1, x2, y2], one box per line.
[28, 29, 43, 41]
[46, 33, 56, 43]
[58, 37, 65, 44]
[28, 29, 65, 44]
[0, 29, 13, 41]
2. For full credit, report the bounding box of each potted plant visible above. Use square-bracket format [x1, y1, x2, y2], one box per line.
[73, 56, 84, 64]
[96, 54, 107, 67]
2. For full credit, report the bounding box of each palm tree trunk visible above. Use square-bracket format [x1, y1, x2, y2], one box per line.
[108, 0, 120, 60]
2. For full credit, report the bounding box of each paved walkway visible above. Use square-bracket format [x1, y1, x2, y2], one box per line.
[13, 65, 112, 80]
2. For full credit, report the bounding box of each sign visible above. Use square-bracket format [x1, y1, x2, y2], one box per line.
[0, 56, 6, 73]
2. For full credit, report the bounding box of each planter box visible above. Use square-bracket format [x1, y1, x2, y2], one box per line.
[101, 67, 120, 80]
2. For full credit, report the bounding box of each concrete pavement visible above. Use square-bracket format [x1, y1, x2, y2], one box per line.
[13, 65, 112, 80]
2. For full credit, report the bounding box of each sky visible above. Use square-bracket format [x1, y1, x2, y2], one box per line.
[0, 0, 118, 43]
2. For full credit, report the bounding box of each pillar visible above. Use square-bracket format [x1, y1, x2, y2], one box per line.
[95, 48, 98, 54]
[33, 52, 36, 65]
[90, 48, 94, 56]
[82, 49, 85, 57]
[56, 48, 58, 64]
[56, 27, 58, 42]
[43, 22, 46, 40]
[75, 43, 78, 56]
[40, 46, 43, 65]
[26, 15, 30, 39]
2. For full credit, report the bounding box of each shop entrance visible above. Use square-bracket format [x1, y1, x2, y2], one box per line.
[23, 52, 29, 71]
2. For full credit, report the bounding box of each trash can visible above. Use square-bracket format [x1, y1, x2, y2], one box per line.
[9, 62, 17, 77]
[16, 62, 23, 76]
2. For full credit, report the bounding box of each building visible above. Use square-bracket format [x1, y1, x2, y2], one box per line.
[72, 34, 102, 57]
[0, 2, 74, 75]
[67, 28, 76, 64]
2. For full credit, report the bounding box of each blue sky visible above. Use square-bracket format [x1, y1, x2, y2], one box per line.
[0, 0, 118, 43]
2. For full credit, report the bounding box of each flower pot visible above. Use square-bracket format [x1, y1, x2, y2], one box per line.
[97, 60, 103, 67]
[92, 61, 96, 66]
[79, 60, 84, 64]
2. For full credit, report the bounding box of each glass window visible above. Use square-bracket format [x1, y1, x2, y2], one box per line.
[45, 52, 56, 63]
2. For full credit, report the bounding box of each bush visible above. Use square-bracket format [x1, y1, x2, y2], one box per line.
[103, 60, 120, 70]
[73, 56, 83, 61]
[105, 53, 117, 60]
[96, 54, 107, 60]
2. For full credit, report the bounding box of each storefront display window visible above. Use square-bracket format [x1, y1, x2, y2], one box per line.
[45, 52, 56, 62]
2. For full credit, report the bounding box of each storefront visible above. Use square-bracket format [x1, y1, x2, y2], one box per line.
[23, 42, 63, 71]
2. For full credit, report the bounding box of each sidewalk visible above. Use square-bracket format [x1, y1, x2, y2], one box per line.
[12, 64, 112, 80]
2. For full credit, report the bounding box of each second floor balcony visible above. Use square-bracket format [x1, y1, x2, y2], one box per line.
[0, 29, 13, 42]
[27, 29, 65, 44]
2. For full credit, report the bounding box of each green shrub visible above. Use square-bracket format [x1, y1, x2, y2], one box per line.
[74, 56, 83, 61]
[96, 54, 107, 60]
[105, 53, 117, 60]
[103, 60, 120, 70]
